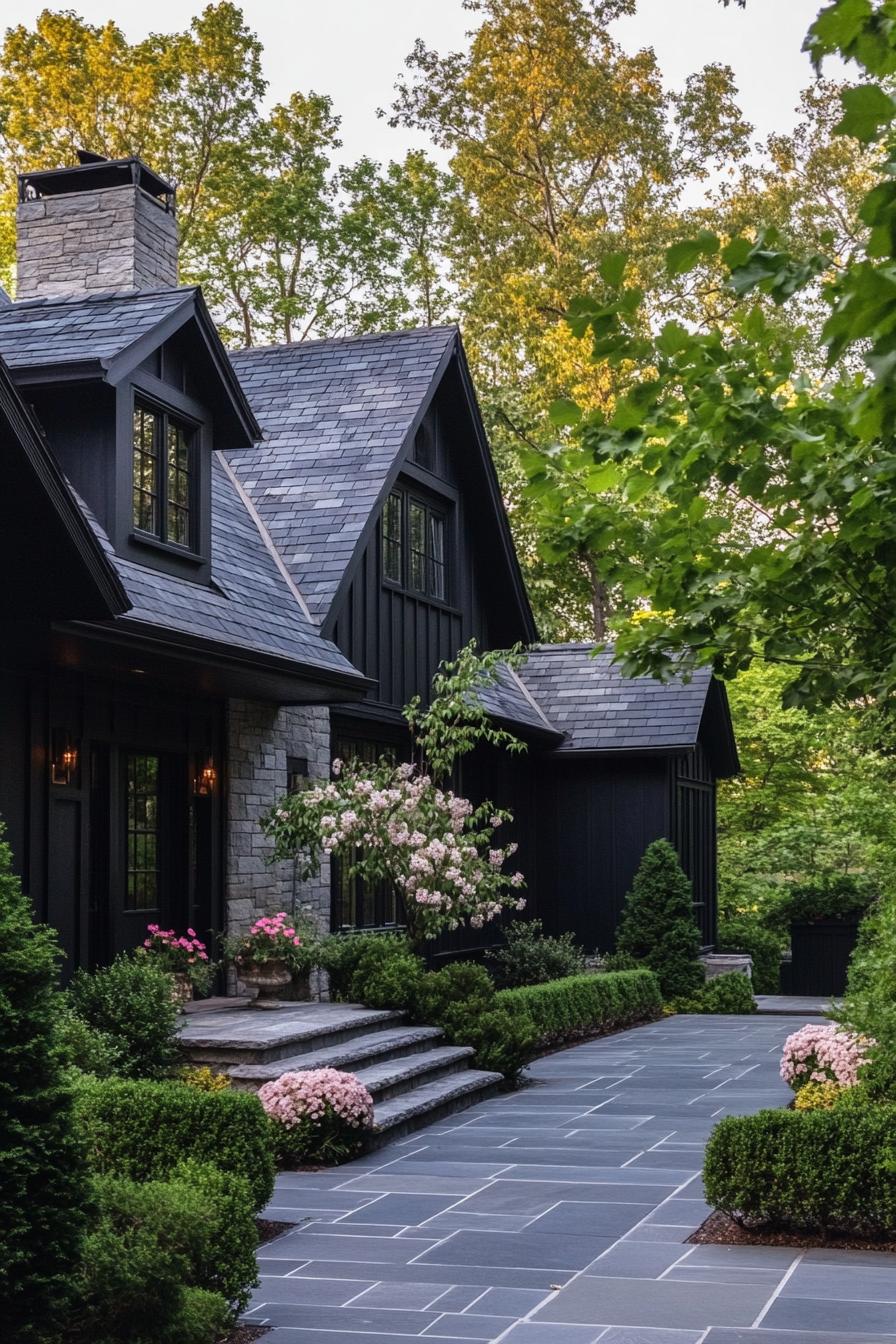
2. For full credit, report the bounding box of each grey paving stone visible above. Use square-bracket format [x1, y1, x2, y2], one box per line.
[600, 1330, 704, 1343]
[532, 1275, 771, 1328]
[250, 1332, 448, 1343]
[528, 1201, 655, 1239]
[781, 1263, 896, 1302]
[346, 1282, 455, 1310]
[419, 1211, 537, 1233]
[621, 1224, 690, 1244]
[262, 1232, 438, 1263]
[762, 1296, 896, 1334]
[704, 1332, 896, 1343]
[418, 1228, 615, 1272]
[583, 1243, 692, 1278]
[341, 1175, 495, 1196]
[465, 1287, 551, 1316]
[249, 1303, 444, 1333]
[251, 1276, 374, 1306]
[421, 1313, 516, 1338]
[498, 1326, 603, 1342]
[338, 1194, 459, 1226]
[429, 1286, 492, 1312]
[685, 1244, 801, 1268]
[278, 1259, 574, 1290]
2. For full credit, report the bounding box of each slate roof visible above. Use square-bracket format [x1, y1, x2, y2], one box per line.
[477, 662, 562, 740]
[519, 643, 714, 754]
[228, 327, 457, 625]
[0, 287, 194, 370]
[74, 456, 363, 683]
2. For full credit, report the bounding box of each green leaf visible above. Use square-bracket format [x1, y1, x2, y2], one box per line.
[623, 471, 655, 503]
[585, 461, 621, 493]
[548, 398, 582, 428]
[834, 84, 896, 143]
[666, 231, 720, 277]
[599, 251, 627, 286]
[721, 237, 752, 270]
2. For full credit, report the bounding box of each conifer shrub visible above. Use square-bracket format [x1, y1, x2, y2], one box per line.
[73, 1076, 275, 1212]
[615, 839, 704, 999]
[839, 884, 896, 1100]
[67, 953, 180, 1079]
[0, 831, 88, 1343]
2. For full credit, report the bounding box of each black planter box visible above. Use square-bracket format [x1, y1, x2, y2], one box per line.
[789, 918, 860, 996]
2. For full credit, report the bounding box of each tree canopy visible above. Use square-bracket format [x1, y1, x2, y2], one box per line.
[531, 0, 896, 710]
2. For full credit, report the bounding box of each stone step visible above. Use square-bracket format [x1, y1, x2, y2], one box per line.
[227, 1024, 446, 1087]
[179, 1002, 406, 1066]
[369, 1068, 503, 1147]
[354, 1045, 475, 1103]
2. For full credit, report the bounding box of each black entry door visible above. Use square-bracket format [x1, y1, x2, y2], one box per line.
[93, 746, 191, 961]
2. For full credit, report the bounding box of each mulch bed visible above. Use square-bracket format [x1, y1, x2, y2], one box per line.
[219, 1326, 267, 1344]
[256, 1217, 296, 1244]
[690, 1210, 896, 1255]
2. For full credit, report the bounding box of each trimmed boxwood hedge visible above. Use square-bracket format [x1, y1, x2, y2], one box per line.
[703, 1104, 896, 1236]
[73, 1077, 275, 1213]
[497, 969, 662, 1047]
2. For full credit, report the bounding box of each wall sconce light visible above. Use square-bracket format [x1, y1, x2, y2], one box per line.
[51, 730, 79, 786]
[194, 758, 217, 796]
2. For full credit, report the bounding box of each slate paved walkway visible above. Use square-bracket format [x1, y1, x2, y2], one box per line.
[247, 1013, 896, 1343]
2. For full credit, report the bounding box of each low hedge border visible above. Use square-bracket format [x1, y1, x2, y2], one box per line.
[73, 1076, 275, 1212]
[497, 969, 662, 1048]
[703, 1104, 896, 1237]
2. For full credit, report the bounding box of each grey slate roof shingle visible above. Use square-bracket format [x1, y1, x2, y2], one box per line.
[75, 456, 361, 681]
[518, 643, 713, 753]
[228, 327, 457, 626]
[477, 662, 562, 739]
[0, 287, 194, 369]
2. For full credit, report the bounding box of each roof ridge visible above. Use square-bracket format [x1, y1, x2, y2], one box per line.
[504, 661, 560, 736]
[229, 324, 458, 359]
[7, 285, 198, 311]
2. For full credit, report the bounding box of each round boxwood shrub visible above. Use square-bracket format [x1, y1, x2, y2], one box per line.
[348, 940, 424, 1010]
[318, 931, 412, 1000]
[486, 919, 585, 987]
[67, 953, 180, 1079]
[413, 961, 496, 1025]
[69, 1170, 238, 1344]
[73, 1076, 275, 1212]
[615, 839, 703, 1000]
[0, 832, 88, 1343]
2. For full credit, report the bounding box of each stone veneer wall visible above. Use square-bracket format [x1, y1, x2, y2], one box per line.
[16, 184, 178, 299]
[226, 700, 332, 941]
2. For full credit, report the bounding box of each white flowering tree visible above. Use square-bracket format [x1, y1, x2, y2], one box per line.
[262, 642, 528, 945]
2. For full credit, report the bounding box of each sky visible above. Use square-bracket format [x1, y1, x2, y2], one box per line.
[7, 0, 845, 167]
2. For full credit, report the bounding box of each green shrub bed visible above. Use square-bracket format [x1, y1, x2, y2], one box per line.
[74, 1076, 275, 1212]
[497, 969, 662, 1047]
[703, 1104, 896, 1237]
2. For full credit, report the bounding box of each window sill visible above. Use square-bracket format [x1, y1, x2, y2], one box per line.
[130, 531, 205, 566]
[381, 578, 460, 615]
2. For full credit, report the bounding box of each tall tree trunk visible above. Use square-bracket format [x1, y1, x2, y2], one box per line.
[583, 551, 611, 642]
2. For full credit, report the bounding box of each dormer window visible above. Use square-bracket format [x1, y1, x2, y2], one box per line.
[132, 399, 194, 548]
[381, 487, 448, 602]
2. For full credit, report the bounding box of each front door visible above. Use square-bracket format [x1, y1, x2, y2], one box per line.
[91, 745, 192, 961]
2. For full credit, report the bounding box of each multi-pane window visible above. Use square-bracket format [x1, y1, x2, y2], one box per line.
[125, 753, 160, 911]
[381, 488, 448, 602]
[132, 400, 194, 548]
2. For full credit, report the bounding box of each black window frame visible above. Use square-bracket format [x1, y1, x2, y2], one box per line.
[131, 396, 198, 552]
[381, 486, 449, 603]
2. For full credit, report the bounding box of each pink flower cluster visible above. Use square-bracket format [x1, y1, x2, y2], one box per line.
[235, 911, 302, 965]
[780, 1023, 873, 1091]
[258, 1068, 374, 1132]
[143, 924, 209, 967]
[265, 755, 526, 943]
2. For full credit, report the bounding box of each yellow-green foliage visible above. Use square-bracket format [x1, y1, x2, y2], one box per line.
[793, 1080, 843, 1111]
[180, 1066, 232, 1094]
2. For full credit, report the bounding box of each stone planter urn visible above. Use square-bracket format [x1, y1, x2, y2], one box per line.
[238, 959, 292, 1008]
[170, 971, 193, 1012]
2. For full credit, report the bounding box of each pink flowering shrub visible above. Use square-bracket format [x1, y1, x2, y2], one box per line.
[226, 911, 307, 971]
[140, 924, 214, 992]
[263, 757, 525, 943]
[258, 1068, 375, 1165]
[780, 1023, 874, 1092]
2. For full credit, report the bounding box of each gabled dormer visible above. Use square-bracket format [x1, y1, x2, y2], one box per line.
[2, 155, 259, 587]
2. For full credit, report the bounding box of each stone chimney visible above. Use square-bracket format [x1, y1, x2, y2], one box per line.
[16, 152, 178, 300]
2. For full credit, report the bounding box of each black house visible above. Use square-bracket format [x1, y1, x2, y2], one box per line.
[0, 153, 738, 976]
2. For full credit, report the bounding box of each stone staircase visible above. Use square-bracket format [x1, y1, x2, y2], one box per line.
[179, 1001, 501, 1145]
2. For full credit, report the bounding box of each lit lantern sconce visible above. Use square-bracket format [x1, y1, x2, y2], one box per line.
[50, 730, 79, 786]
[194, 758, 217, 796]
